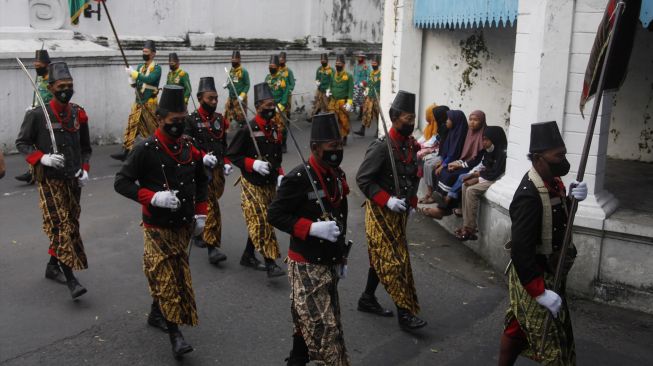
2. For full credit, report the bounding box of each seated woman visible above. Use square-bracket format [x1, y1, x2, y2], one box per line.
[428, 109, 468, 202]
[418, 104, 449, 204]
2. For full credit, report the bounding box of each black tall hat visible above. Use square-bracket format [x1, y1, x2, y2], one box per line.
[336, 54, 345, 64]
[144, 40, 157, 52]
[269, 55, 280, 66]
[48, 62, 72, 83]
[35, 49, 50, 63]
[197, 77, 216, 94]
[254, 82, 273, 104]
[529, 121, 565, 153]
[232, 50, 241, 59]
[279, 51, 287, 59]
[158, 85, 186, 113]
[320, 53, 328, 62]
[391, 90, 415, 114]
[311, 113, 341, 142]
[168, 52, 179, 62]
[372, 54, 381, 64]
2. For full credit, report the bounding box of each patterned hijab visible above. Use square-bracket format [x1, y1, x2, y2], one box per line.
[439, 110, 468, 162]
[460, 110, 487, 161]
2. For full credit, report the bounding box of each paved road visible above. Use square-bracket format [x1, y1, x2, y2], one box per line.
[1, 118, 652, 365]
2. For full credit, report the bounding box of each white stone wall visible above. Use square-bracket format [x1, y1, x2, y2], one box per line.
[417, 27, 515, 131]
[67, 0, 384, 43]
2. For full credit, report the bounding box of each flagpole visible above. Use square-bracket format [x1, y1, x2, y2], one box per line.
[538, 1, 626, 356]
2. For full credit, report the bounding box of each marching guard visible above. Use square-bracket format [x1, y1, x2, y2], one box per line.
[265, 55, 290, 153]
[309, 53, 333, 120]
[224, 50, 250, 128]
[354, 54, 381, 137]
[278, 51, 296, 118]
[166, 52, 192, 106]
[327, 54, 353, 145]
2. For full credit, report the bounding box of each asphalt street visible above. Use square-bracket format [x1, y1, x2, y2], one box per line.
[1, 115, 652, 365]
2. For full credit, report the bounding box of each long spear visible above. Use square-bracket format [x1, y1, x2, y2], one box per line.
[223, 67, 263, 159]
[372, 86, 401, 199]
[538, 1, 626, 356]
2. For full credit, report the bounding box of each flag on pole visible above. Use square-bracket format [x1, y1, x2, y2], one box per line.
[580, 0, 641, 115]
[69, 0, 90, 25]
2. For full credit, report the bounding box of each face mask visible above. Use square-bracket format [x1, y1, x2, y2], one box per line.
[231, 62, 239, 68]
[486, 144, 495, 153]
[547, 158, 571, 177]
[201, 102, 216, 114]
[142, 54, 150, 61]
[261, 108, 276, 121]
[336, 65, 343, 72]
[169, 64, 178, 71]
[163, 120, 185, 138]
[398, 124, 414, 137]
[322, 149, 343, 168]
[55, 89, 74, 104]
[269, 67, 278, 75]
[36, 66, 48, 76]
[372, 65, 379, 70]
[280, 62, 286, 67]
[321, 62, 327, 67]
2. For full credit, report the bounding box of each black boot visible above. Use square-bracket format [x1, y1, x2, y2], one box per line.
[265, 259, 285, 278]
[110, 149, 128, 162]
[342, 136, 348, 146]
[357, 293, 393, 317]
[45, 262, 67, 284]
[353, 126, 365, 137]
[208, 246, 227, 264]
[167, 322, 193, 359]
[15, 171, 34, 184]
[285, 334, 309, 366]
[397, 307, 427, 331]
[191, 235, 207, 248]
[60, 263, 87, 299]
[282, 141, 288, 154]
[147, 302, 168, 332]
[240, 252, 267, 271]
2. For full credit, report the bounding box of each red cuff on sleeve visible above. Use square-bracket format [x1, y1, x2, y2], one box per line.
[409, 196, 418, 209]
[278, 167, 285, 176]
[195, 201, 208, 215]
[292, 218, 313, 241]
[26, 150, 44, 166]
[372, 190, 391, 207]
[191, 145, 203, 161]
[82, 163, 90, 172]
[137, 188, 156, 206]
[244, 158, 255, 173]
[524, 276, 545, 298]
[224, 157, 232, 165]
[77, 108, 88, 124]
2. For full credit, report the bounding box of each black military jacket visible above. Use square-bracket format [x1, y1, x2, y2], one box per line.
[16, 103, 91, 180]
[268, 158, 349, 265]
[510, 172, 571, 285]
[356, 129, 420, 206]
[226, 115, 283, 186]
[184, 110, 228, 165]
[114, 131, 208, 228]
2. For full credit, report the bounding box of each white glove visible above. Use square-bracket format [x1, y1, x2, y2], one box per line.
[40, 153, 65, 169]
[252, 160, 271, 176]
[125, 66, 135, 75]
[386, 196, 407, 213]
[364, 88, 369, 97]
[536, 289, 562, 318]
[223, 163, 233, 176]
[193, 214, 207, 236]
[344, 103, 353, 113]
[77, 169, 89, 187]
[203, 153, 218, 168]
[315, 80, 320, 87]
[150, 190, 181, 210]
[326, 89, 332, 98]
[127, 77, 135, 85]
[570, 181, 588, 201]
[26, 105, 33, 111]
[222, 82, 228, 89]
[277, 174, 284, 188]
[237, 95, 244, 102]
[309, 220, 341, 242]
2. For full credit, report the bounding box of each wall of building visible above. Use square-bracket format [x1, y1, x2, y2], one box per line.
[67, 0, 384, 43]
[417, 27, 515, 130]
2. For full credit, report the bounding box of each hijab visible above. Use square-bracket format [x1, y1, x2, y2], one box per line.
[459, 110, 487, 161]
[439, 110, 468, 163]
[423, 103, 438, 141]
[484, 125, 507, 150]
[434, 105, 450, 143]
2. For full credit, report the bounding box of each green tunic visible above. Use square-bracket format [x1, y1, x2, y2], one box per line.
[279, 66, 295, 93]
[265, 72, 289, 106]
[33, 75, 53, 107]
[315, 65, 333, 92]
[329, 71, 353, 101]
[227, 66, 250, 99]
[353, 62, 370, 86]
[367, 69, 381, 99]
[133, 62, 162, 104]
[166, 67, 192, 104]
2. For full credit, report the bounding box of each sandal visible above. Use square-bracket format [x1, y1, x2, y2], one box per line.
[418, 195, 437, 204]
[417, 206, 447, 220]
[455, 228, 478, 241]
[453, 208, 462, 217]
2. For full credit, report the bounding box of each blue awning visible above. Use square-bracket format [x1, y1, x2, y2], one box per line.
[642, 0, 653, 27]
[413, 0, 518, 29]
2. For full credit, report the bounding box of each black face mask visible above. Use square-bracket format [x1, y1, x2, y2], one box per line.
[261, 108, 276, 121]
[398, 124, 414, 137]
[169, 64, 178, 71]
[142, 54, 150, 61]
[280, 62, 286, 67]
[547, 158, 571, 177]
[201, 102, 216, 114]
[372, 65, 379, 70]
[321, 62, 327, 67]
[322, 149, 343, 168]
[55, 89, 74, 104]
[336, 65, 343, 72]
[163, 120, 185, 138]
[269, 67, 278, 75]
[36, 66, 48, 76]
[231, 62, 239, 68]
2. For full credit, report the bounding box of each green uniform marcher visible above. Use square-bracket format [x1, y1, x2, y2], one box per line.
[330, 71, 353, 101]
[133, 62, 162, 104]
[34, 75, 53, 106]
[227, 66, 250, 99]
[315, 65, 332, 92]
[167, 68, 192, 105]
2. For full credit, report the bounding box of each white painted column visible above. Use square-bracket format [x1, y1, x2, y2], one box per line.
[379, 0, 423, 136]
